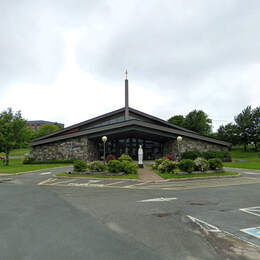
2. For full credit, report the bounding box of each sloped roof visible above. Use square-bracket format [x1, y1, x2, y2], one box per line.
[30, 107, 231, 147]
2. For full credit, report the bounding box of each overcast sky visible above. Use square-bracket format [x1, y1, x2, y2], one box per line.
[0, 0, 259, 131]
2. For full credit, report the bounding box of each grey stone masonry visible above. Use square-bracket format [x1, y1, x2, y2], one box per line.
[30, 136, 99, 161]
[163, 136, 228, 157]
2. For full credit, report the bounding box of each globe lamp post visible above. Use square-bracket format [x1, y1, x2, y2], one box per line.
[102, 136, 107, 164]
[177, 136, 183, 160]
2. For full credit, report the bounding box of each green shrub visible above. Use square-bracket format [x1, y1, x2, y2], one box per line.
[182, 151, 201, 160]
[178, 159, 195, 173]
[208, 158, 223, 170]
[118, 154, 133, 162]
[123, 161, 138, 174]
[202, 152, 216, 160]
[74, 160, 87, 172]
[194, 157, 209, 172]
[153, 157, 168, 170]
[158, 159, 178, 173]
[107, 160, 122, 173]
[89, 161, 105, 172]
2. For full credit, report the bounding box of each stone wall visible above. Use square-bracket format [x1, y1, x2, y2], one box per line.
[30, 136, 99, 161]
[163, 136, 228, 157]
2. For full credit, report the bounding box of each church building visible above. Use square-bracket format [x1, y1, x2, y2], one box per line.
[30, 74, 231, 161]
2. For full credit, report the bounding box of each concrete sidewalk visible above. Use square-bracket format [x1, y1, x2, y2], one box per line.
[138, 166, 164, 182]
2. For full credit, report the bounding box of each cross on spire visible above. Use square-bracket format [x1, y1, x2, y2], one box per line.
[125, 70, 128, 80]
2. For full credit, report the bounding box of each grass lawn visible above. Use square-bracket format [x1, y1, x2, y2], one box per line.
[55, 172, 139, 179]
[223, 145, 260, 170]
[0, 158, 72, 174]
[157, 171, 238, 179]
[0, 148, 31, 157]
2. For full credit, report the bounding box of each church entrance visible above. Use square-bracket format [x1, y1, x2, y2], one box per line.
[98, 137, 163, 160]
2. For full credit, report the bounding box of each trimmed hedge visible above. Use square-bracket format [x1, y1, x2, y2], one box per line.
[158, 159, 178, 174]
[194, 157, 209, 172]
[208, 158, 223, 170]
[107, 160, 122, 173]
[89, 161, 105, 172]
[74, 160, 87, 172]
[118, 154, 134, 162]
[178, 159, 195, 173]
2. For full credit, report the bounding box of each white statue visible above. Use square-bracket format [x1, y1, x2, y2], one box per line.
[138, 144, 143, 168]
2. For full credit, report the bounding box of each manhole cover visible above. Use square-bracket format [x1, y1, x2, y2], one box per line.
[153, 213, 172, 218]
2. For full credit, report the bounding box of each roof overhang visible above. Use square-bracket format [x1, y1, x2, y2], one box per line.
[30, 119, 231, 147]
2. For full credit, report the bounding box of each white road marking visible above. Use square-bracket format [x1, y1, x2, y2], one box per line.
[240, 227, 260, 239]
[105, 181, 126, 186]
[49, 179, 77, 186]
[88, 180, 102, 183]
[244, 172, 260, 175]
[240, 206, 260, 217]
[137, 197, 177, 202]
[187, 215, 221, 232]
[67, 183, 104, 187]
[38, 178, 56, 185]
[123, 182, 147, 188]
[39, 172, 51, 175]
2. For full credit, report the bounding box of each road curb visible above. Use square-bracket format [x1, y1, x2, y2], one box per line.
[4, 165, 73, 176]
[53, 172, 240, 183]
[54, 174, 143, 182]
[164, 173, 241, 182]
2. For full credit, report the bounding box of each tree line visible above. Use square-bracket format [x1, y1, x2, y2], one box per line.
[168, 106, 260, 151]
[0, 108, 62, 165]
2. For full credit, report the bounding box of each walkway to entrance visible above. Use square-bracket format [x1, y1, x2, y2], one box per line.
[138, 166, 164, 182]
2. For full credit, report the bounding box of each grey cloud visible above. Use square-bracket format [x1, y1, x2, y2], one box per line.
[0, 0, 105, 93]
[76, 0, 260, 86]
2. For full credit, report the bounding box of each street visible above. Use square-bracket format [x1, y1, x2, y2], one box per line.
[0, 167, 260, 259]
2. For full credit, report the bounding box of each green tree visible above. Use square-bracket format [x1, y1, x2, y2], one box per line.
[235, 106, 255, 151]
[168, 115, 185, 127]
[217, 123, 240, 145]
[35, 123, 61, 138]
[251, 106, 260, 151]
[0, 108, 29, 165]
[183, 110, 212, 135]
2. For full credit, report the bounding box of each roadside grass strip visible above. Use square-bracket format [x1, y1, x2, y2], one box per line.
[187, 215, 221, 233]
[240, 227, 260, 239]
[137, 197, 177, 202]
[240, 206, 260, 217]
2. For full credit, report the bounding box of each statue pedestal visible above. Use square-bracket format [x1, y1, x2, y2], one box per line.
[138, 163, 144, 168]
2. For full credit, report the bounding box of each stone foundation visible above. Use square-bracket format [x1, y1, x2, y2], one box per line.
[31, 136, 99, 161]
[163, 137, 228, 157]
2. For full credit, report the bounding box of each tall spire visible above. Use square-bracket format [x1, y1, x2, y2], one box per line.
[124, 70, 129, 120]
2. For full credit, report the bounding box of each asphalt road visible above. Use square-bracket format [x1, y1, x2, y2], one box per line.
[0, 167, 260, 259]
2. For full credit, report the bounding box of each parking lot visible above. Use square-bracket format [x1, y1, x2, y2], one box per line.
[1, 167, 260, 259]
